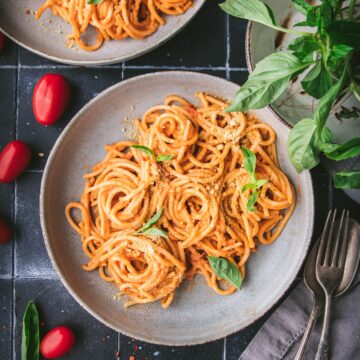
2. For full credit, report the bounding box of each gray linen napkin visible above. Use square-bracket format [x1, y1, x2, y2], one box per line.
[239, 269, 360, 360]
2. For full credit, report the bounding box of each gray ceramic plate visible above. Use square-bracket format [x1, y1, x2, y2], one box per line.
[40, 71, 314, 345]
[0, 0, 205, 65]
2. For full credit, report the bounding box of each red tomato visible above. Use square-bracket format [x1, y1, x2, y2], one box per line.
[0, 218, 12, 244]
[0, 140, 32, 183]
[40, 326, 75, 359]
[0, 32, 5, 52]
[33, 74, 70, 126]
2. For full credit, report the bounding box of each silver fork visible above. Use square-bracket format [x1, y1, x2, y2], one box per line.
[315, 209, 349, 360]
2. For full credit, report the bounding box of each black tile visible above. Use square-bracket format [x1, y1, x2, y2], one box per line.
[14, 278, 118, 360]
[126, 1, 226, 67]
[0, 69, 16, 276]
[0, 36, 18, 66]
[333, 187, 360, 223]
[229, 70, 249, 86]
[119, 334, 224, 360]
[0, 279, 12, 360]
[15, 172, 54, 277]
[229, 17, 248, 69]
[17, 68, 123, 170]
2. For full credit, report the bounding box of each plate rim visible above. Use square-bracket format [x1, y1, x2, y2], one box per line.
[40, 71, 314, 345]
[0, 0, 206, 65]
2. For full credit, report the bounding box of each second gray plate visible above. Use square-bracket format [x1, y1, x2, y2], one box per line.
[40, 71, 314, 345]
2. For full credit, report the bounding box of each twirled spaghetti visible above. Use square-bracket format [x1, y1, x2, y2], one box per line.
[36, 0, 193, 51]
[65, 93, 295, 308]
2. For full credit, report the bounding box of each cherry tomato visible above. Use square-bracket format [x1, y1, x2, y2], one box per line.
[0, 32, 5, 52]
[33, 74, 70, 126]
[0, 140, 32, 183]
[0, 218, 12, 244]
[40, 326, 75, 359]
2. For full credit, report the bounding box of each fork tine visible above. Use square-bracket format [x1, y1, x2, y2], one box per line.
[323, 209, 337, 265]
[317, 209, 334, 266]
[331, 209, 346, 266]
[338, 210, 349, 268]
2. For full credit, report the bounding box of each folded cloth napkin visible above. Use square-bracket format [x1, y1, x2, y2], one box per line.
[239, 269, 360, 360]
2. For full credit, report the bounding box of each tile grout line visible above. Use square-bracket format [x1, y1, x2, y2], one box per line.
[328, 176, 334, 209]
[225, 14, 230, 80]
[11, 47, 21, 360]
[0, 64, 248, 71]
[223, 336, 227, 360]
[117, 332, 121, 358]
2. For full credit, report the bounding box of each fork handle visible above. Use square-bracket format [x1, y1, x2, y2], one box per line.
[315, 294, 332, 360]
[294, 302, 323, 360]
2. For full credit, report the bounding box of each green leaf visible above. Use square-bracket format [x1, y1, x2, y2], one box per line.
[137, 209, 163, 233]
[141, 227, 168, 239]
[156, 154, 174, 162]
[314, 65, 348, 133]
[242, 183, 256, 193]
[288, 35, 320, 61]
[326, 21, 360, 50]
[247, 191, 259, 212]
[301, 62, 333, 99]
[292, 0, 314, 15]
[352, 84, 360, 102]
[219, 0, 279, 31]
[87, 0, 103, 3]
[130, 145, 155, 158]
[227, 53, 312, 112]
[241, 146, 256, 180]
[320, 138, 360, 160]
[22, 301, 39, 360]
[305, 6, 320, 27]
[208, 256, 242, 289]
[255, 179, 268, 188]
[328, 44, 353, 70]
[287, 118, 320, 172]
[337, 106, 360, 120]
[318, 0, 332, 32]
[334, 171, 360, 189]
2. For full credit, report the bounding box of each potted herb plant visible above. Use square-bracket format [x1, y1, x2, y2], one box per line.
[220, 0, 360, 192]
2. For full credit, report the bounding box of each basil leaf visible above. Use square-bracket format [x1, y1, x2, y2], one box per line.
[305, 6, 320, 27]
[337, 106, 360, 120]
[292, 0, 314, 15]
[288, 35, 320, 61]
[320, 138, 360, 161]
[219, 0, 279, 31]
[208, 256, 242, 289]
[141, 227, 168, 239]
[301, 62, 333, 99]
[22, 301, 39, 360]
[255, 179, 268, 189]
[130, 145, 155, 158]
[326, 21, 360, 50]
[352, 84, 360, 103]
[328, 44, 353, 70]
[156, 154, 173, 162]
[318, 0, 332, 33]
[247, 191, 259, 212]
[242, 183, 256, 193]
[334, 171, 360, 189]
[87, 0, 103, 3]
[227, 53, 312, 112]
[287, 118, 320, 172]
[137, 209, 163, 233]
[242, 146, 256, 180]
[314, 65, 348, 133]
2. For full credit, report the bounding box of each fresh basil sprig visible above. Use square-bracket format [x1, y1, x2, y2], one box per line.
[334, 171, 360, 189]
[130, 145, 173, 163]
[137, 209, 168, 239]
[221, 0, 360, 190]
[241, 147, 268, 212]
[208, 256, 242, 289]
[87, 0, 103, 4]
[21, 301, 39, 360]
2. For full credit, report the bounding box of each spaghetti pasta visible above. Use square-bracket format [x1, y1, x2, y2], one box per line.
[36, 0, 193, 51]
[65, 93, 295, 308]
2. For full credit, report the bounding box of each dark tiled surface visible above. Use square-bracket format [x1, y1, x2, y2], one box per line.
[0, 4, 359, 360]
[14, 279, 118, 360]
